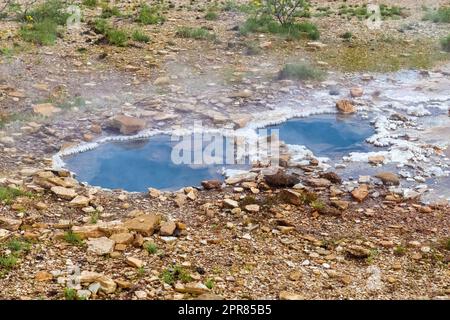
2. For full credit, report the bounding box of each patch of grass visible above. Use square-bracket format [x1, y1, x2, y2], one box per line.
[92, 19, 128, 47]
[340, 31, 353, 40]
[106, 28, 128, 46]
[82, 0, 98, 8]
[240, 16, 319, 40]
[0, 255, 18, 270]
[7, 238, 31, 254]
[0, 187, 32, 205]
[57, 96, 86, 110]
[317, 38, 450, 72]
[310, 199, 325, 211]
[63, 231, 83, 246]
[443, 238, 450, 251]
[100, 5, 121, 19]
[205, 278, 214, 289]
[366, 249, 379, 264]
[160, 265, 192, 285]
[278, 63, 324, 80]
[89, 211, 100, 224]
[423, 6, 450, 23]
[24, 0, 69, 25]
[176, 26, 215, 40]
[205, 10, 218, 21]
[132, 29, 150, 43]
[137, 4, 165, 25]
[64, 287, 77, 300]
[394, 245, 406, 256]
[441, 35, 450, 52]
[137, 266, 146, 277]
[20, 19, 59, 45]
[145, 242, 158, 254]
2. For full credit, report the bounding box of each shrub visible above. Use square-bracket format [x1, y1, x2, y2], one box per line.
[205, 10, 218, 21]
[441, 34, 450, 52]
[0, 254, 17, 269]
[63, 231, 83, 245]
[107, 28, 128, 46]
[24, 0, 69, 25]
[82, 0, 97, 8]
[132, 29, 150, 43]
[240, 16, 319, 40]
[145, 242, 158, 254]
[0, 186, 32, 204]
[101, 5, 121, 18]
[340, 31, 353, 40]
[160, 265, 192, 285]
[20, 19, 58, 45]
[64, 287, 77, 300]
[137, 4, 165, 25]
[278, 63, 324, 80]
[176, 26, 215, 40]
[423, 6, 450, 23]
[205, 278, 214, 289]
[261, 0, 309, 25]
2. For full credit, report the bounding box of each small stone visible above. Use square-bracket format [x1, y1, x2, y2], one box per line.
[351, 184, 369, 202]
[223, 199, 239, 209]
[148, 188, 162, 198]
[346, 245, 371, 258]
[160, 221, 176, 236]
[134, 290, 148, 299]
[350, 87, 364, 97]
[289, 271, 302, 281]
[35, 271, 53, 282]
[79, 271, 116, 294]
[201, 180, 222, 190]
[124, 214, 160, 236]
[126, 257, 144, 268]
[69, 195, 90, 208]
[109, 233, 134, 245]
[368, 155, 385, 165]
[336, 99, 355, 113]
[32, 103, 60, 117]
[154, 76, 170, 86]
[109, 115, 146, 135]
[244, 204, 260, 213]
[279, 291, 304, 300]
[50, 187, 77, 200]
[86, 237, 115, 256]
[375, 172, 400, 186]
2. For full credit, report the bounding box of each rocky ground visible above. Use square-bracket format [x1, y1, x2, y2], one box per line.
[0, 0, 449, 300]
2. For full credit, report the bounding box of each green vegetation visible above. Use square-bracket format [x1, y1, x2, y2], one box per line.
[137, 4, 165, 25]
[441, 35, 450, 52]
[423, 6, 450, 23]
[205, 278, 214, 289]
[82, 0, 97, 8]
[310, 199, 325, 211]
[176, 26, 216, 40]
[0, 238, 31, 276]
[89, 211, 100, 224]
[394, 245, 406, 256]
[18, 0, 70, 46]
[132, 29, 150, 43]
[160, 265, 192, 285]
[100, 5, 121, 19]
[63, 231, 83, 246]
[340, 31, 353, 40]
[145, 242, 158, 254]
[240, 16, 319, 40]
[0, 186, 32, 204]
[63, 287, 78, 300]
[92, 18, 129, 46]
[20, 18, 58, 45]
[278, 63, 324, 80]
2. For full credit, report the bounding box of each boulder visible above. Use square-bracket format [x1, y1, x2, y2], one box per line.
[0, 217, 22, 231]
[279, 291, 304, 300]
[223, 199, 239, 209]
[109, 115, 146, 135]
[109, 232, 134, 245]
[306, 178, 331, 188]
[125, 257, 143, 268]
[72, 225, 105, 239]
[79, 271, 116, 294]
[375, 172, 400, 186]
[351, 184, 369, 202]
[32, 103, 61, 117]
[50, 186, 77, 200]
[350, 87, 364, 97]
[86, 237, 115, 256]
[336, 99, 356, 113]
[124, 214, 160, 236]
[263, 168, 299, 188]
[69, 195, 90, 208]
[159, 221, 176, 236]
[201, 180, 222, 190]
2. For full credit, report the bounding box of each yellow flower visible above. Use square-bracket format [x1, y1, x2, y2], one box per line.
[26, 15, 33, 22]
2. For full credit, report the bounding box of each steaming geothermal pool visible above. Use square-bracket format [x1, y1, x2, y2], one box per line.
[63, 114, 375, 191]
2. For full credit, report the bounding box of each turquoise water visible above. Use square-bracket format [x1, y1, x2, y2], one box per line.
[64, 114, 374, 191]
[266, 114, 374, 157]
